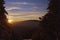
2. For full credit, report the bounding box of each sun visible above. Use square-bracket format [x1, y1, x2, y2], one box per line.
[8, 20, 13, 23]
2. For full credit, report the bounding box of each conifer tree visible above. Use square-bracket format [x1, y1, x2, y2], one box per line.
[41, 0, 60, 40]
[0, 0, 8, 27]
[0, 0, 16, 40]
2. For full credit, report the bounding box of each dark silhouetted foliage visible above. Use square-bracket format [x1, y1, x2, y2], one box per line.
[40, 0, 60, 40]
[0, 0, 16, 40]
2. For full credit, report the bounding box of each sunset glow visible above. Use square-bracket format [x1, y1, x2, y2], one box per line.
[8, 20, 13, 23]
[5, 0, 48, 21]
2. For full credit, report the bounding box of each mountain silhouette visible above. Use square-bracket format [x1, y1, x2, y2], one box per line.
[11, 20, 39, 31]
[11, 20, 40, 39]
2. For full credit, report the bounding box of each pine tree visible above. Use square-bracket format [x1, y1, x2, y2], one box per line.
[0, 0, 21, 40]
[0, 0, 8, 26]
[41, 0, 60, 40]
[0, 0, 16, 40]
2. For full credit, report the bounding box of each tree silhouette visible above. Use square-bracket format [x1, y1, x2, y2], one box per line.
[0, 0, 16, 40]
[40, 0, 60, 40]
[0, 0, 8, 26]
[0, 0, 23, 40]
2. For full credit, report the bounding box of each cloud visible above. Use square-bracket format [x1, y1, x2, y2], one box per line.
[7, 11, 47, 21]
[7, 11, 46, 17]
[10, 2, 35, 5]
[11, 2, 28, 5]
[5, 2, 42, 12]
[6, 7, 22, 11]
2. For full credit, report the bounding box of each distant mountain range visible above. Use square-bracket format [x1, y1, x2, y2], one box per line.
[11, 20, 40, 39]
[11, 20, 40, 33]
[11, 20, 40, 30]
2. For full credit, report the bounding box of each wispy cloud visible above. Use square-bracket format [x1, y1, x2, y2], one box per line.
[5, 1, 42, 12]
[7, 11, 45, 21]
[6, 7, 22, 11]
[11, 2, 29, 5]
[10, 2, 35, 5]
[7, 11, 46, 17]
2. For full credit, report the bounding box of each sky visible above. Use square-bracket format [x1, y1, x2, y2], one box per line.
[5, 0, 48, 21]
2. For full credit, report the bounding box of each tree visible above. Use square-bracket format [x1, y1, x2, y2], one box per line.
[41, 0, 60, 40]
[0, 0, 22, 40]
[0, 0, 16, 40]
